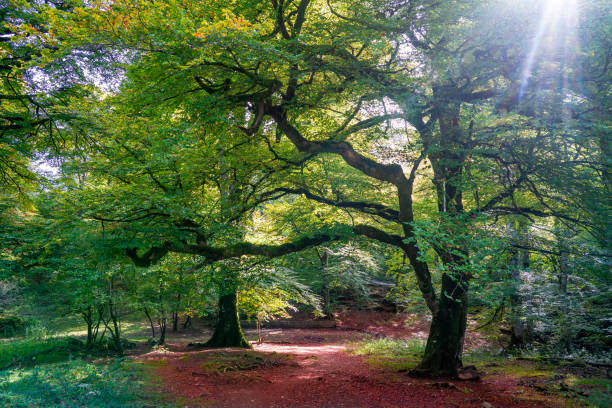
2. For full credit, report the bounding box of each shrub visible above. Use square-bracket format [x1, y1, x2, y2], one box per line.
[0, 315, 26, 338]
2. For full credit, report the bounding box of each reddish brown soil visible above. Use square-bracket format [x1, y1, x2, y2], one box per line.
[140, 327, 567, 408]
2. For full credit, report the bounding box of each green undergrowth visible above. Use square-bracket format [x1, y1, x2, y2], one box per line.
[0, 335, 139, 370]
[0, 358, 171, 408]
[466, 353, 612, 407]
[568, 377, 612, 408]
[351, 337, 426, 358]
[350, 338, 426, 371]
[0, 336, 86, 369]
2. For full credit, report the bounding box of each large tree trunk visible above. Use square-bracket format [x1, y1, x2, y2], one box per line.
[204, 289, 251, 348]
[414, 273, 468, 377]
[414, 93, 470, 377]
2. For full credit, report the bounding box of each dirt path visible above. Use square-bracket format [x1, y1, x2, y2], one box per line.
[140, 329, 566, 408]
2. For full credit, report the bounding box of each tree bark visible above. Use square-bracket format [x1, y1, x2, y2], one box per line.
[204, 288, 251, 348]
[414, 272, 469, 377]
[509, 222, 531, 348]
[414, 93, 469, 377]
[82, 306, 93, 348]
[172, 293, 180, 332]
[158, 316, 166, 345]
[158, 291, 167, 345]
[143, 305, 156, 338]
[108, 278, 123, 355]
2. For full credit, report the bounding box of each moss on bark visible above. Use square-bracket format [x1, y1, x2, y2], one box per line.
[204, 290, 251, 348]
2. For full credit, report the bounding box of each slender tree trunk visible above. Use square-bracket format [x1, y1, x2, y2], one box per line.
[108, 278, 123, 355]
[143, 305, 156, 338]
[558, 250, 568, 294]
[182, 315, 192, 329]
[83, 307, 93, 348]
[509, 251, 528, 347]
[158, 291, 167, 345]
[317, 248, 333, 317]
[93, 305, 104, 343]
[508, 222, 532, 348]
[172, 294, 180, 332]
[204, 288, 250, 348]
[554, 223, 572, 349]
[158, 316, 166, 345]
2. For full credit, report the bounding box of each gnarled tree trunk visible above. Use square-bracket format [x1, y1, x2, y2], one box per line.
[414, 94, 470, 377]
[204, 288, 250, 348]
[415, 272, 469, 377]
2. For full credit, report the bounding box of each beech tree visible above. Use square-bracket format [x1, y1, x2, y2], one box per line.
[30, 0, 611, 377]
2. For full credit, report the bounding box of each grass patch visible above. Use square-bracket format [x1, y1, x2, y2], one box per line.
[351, 338, 425, 358]
[0, 336, 86, 369]
[350, 338, 426, 372]
[0, 335, 140, 370]
[565, 376, 612, 408]
[0, 358, 171, 408]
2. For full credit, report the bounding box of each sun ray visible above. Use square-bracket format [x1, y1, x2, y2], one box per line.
[518, 0, 578, 103]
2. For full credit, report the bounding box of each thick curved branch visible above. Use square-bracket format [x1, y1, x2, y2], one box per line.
[126, 243, 172, 267]
[292, 0, 311, 38]
[269, 106, 408, 187]
[127, 221, 438, 313]
[263, 186, 400, 221]
[272, 0, 291, 39]
[126, 231, 345, 267]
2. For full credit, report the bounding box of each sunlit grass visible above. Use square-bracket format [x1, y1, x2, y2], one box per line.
[0, 330, 173, 408]
[349, 337, 425, 372]
[351, 337, 426, 358]
[0, 336, 84, 369]
[0, 359, 170, 408]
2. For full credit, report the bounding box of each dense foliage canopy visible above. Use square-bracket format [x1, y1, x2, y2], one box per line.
[1, 0, 610, 378]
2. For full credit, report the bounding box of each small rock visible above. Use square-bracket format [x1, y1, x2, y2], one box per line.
[458, 365, 481, 381]
[482, 402, 493, 408]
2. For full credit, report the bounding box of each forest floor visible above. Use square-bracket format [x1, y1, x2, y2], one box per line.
[130, 312, 609, 408]
[2, 311, 610, 407]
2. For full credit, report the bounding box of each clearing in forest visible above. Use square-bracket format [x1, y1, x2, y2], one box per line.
[136, 321, 597, 408]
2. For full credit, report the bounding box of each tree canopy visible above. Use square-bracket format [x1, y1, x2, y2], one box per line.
[1, 0, 610, 379]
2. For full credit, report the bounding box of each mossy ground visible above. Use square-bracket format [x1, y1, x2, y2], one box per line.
[198, 350, 296, 373]
[351, 337, 612, 408]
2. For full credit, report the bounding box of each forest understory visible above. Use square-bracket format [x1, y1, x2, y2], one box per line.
[2, 312, 611, 408]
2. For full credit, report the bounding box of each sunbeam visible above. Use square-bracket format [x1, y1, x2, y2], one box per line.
[519, 0, 578, 103]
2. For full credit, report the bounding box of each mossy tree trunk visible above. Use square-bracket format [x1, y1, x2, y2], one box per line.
[414, 95, 469, 377]
[204, 287, 250, 348]
[415, 272, 468, 377]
